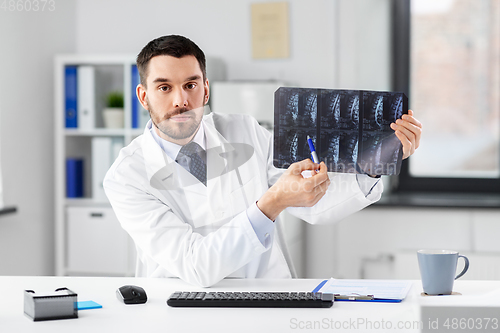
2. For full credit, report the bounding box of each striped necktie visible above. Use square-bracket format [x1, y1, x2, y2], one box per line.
[176, 142, 207, 186]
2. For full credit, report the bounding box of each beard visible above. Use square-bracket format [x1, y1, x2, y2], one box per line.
[147, 99, 204, 141]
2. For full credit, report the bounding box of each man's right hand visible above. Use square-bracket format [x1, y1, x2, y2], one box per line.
[256, 159, 330, 221]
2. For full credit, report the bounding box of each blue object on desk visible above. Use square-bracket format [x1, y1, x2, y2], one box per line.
[334, 296, 402, 303]
[77, 301, 102, 310]
[312, 279, 328, 294]
[312, 279, 411, 303]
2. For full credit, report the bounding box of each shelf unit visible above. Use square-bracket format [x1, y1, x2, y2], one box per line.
[54, 54, 143, 276]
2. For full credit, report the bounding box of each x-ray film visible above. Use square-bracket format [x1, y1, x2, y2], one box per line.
[274, 87, 408, 175]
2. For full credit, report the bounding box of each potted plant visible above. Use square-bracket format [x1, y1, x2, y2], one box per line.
[103, 91, 124, 128]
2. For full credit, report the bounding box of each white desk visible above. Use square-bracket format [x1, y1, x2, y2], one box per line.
[2, 276, 500, 332]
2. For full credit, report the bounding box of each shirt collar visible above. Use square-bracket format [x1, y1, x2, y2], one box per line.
[150, 121, 206, 161]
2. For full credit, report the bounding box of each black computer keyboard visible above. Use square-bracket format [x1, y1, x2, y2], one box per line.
[167, 291, 334, 308]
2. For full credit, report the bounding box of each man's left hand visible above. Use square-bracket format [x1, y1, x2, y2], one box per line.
[390, 109, 422, 159]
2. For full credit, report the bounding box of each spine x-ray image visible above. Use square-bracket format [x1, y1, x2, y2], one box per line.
[273, 87, 408, 175]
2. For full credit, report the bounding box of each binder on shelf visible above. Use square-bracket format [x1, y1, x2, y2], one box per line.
[92, 137, 124, 201]
[64, 66, 78, 128]
[66, 158, 84, 198]
[131, 65, 150, 129]
[77, 66, 96, 130]
[92, 137, 111, 201]
[312, 278, 412, 303]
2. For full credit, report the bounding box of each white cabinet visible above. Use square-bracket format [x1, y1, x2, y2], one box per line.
[66, 206, 134, 275]
[54, 55, 141, 276]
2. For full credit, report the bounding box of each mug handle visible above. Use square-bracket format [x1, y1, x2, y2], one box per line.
[455, 255, 469, 280]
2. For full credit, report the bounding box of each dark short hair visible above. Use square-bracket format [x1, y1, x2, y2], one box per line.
[136, 35, 206, 87]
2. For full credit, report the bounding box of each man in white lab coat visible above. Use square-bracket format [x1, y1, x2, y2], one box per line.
[104, 35, 422, 287]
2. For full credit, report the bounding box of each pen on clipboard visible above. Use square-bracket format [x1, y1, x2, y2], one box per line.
[307, 135, 319, 164]
[334, 294, 375, 301]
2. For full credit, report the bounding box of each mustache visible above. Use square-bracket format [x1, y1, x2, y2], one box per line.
[165, 107, 192, 119]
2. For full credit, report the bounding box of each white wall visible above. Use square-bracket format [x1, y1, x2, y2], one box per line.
[337, 0, 392, 90]
[75, 0, 337, 88]
[0, 2, 76, 275]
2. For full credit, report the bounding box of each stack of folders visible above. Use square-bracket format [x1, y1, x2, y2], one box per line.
[91, 137, 123, 201]
[65, 139, 123, 199]
[64, 66, 96, 130]
[65, 65, 150, 130]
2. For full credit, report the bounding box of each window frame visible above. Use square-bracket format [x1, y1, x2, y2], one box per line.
[391, 0, 500, 194]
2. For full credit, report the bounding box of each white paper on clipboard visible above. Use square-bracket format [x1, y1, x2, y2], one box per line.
[317, 278, 413, 300]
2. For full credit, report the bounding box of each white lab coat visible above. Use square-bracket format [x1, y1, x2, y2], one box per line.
[104, 112, 382, 287]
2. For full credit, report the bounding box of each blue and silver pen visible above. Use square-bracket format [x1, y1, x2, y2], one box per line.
[307, 135, 320, 164]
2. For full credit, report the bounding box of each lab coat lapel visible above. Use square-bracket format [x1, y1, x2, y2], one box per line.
[143, 120, 206, 196]
[142, 121, 208, 229]
[142, 122, 181, 194]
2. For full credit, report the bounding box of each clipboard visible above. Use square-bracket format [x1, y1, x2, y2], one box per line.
[312, 278, 412, 303]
